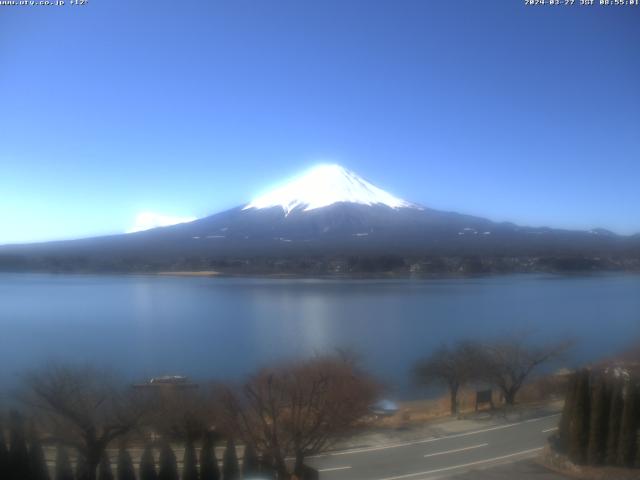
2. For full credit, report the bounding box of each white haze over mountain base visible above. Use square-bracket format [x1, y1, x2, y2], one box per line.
[127, 212, 198, 233]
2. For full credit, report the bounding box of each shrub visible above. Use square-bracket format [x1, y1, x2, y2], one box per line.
[28, 436, 50, 480]
[139, 444, 157, 480]
[98, 451, 114, 480]
[222, 439, 239, 480]
[117, 448, 136, 480]
[199, 433, 219, 480]
[158, 443, 178, 480]
[587, 374, 610, 465]
[617, 381, 639, 467]
[8, 411, 30, 480]
[259, 451, 275, 479]
[557, 372, 578, 453]
[568, 369, 590, 464]
[242, 443, 259, 478]
[0, 429, 8, 479]
[182, 439, 198, 480]
[75, 452, 88, 480]
[54, 446, 73, 480]
[606, 382, 624, 465]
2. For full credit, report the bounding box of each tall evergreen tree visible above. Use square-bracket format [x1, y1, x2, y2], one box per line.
[221, 439, 239, 480]
[241, 443, 259, 478]
[198, 434, 219, 480]
[587, 374, 610, 465]
[0, 427, 9, 480]
[76, 453, 89, 480]
[116, 448, 136, 480]
[157, 443, 178, 480]
[558, 372, 578, 453]
[98, 452, 114, 480]
[568, 369, 590, 464]
[28, 436, 51, 480]
[54, 446, 74, 480]
[139, 445, 157, 480]
[8, 411, 30, 480]
[259, 452, 275, 480]
[606, 381, 624, 465]
[182, 439, 198, 480]
[617, 380, 639, 467]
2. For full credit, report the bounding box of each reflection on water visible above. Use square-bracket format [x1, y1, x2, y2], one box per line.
[0, 273, 639, 397]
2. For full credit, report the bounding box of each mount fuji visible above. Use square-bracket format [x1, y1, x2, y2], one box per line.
[1, 164, 639, 275]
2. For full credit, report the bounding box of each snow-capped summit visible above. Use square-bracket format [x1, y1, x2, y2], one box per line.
[243, 164, 418, 215]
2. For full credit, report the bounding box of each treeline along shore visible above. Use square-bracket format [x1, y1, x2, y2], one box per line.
[0, 334, 592, 480]
[1, 253, 640, 276]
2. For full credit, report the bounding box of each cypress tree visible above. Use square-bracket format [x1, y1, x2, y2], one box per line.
[54, 446, 74, 480]
[116, 448, 136, 480]
[568, 369, 590, 464]
[221, 439, 239, 480]
[0, 428, 9, 480]
[75, 453, 88, 480]
[587, 373, 610, 465]
[606, 381, 624, 465]
[198, 434, 219, 480]
[558, 372, 578, 453]
[139, 445, 157, 480]
[28, 436, 51, 480]
[182, 439, 198, 480]
[259, 452, 275, 480]
[617, 380, 639, 467]
[241, 443, 259, 478]
[157, 443, 178, 480]
[8, 411, 30, 480]
[98, 452, 114, 480]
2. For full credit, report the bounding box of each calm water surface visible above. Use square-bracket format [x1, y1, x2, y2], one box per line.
[1, 273, 639, 396]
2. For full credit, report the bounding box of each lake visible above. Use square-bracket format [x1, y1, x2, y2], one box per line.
[1, 273, 639, 397]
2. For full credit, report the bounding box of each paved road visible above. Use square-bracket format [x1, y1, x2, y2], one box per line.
[446, 459, 567, 479]
[307, 413, 560, 480]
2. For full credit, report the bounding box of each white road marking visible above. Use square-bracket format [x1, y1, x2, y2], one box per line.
[318, 466, 352, 472]
[542, 427, 558, 433]
[377, 447, 544, 480]
[423, 443, 488, 458]
[308, 413, 560, 458]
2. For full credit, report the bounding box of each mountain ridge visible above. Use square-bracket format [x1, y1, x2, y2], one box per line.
[1, 165, 639, 275]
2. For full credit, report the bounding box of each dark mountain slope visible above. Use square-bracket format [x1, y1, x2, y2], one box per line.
[1, 203, 638, 274]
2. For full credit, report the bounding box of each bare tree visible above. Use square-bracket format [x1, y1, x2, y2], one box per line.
[23, 365, 148, 480]
[479, 335, 571, 405]
[413, 342, 481, 415]
[221, 355, 378, 477]
[145, 384, 220, 442]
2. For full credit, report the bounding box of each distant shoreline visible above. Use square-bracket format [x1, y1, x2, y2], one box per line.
[140, 270, 640, 282]
[1, 269, 639, 281]
[155, 270, 221, 277]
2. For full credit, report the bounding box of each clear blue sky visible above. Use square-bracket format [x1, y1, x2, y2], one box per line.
[1, 0, 639, 244]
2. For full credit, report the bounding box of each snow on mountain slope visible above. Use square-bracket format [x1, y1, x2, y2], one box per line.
[243, 164, 419, 215]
